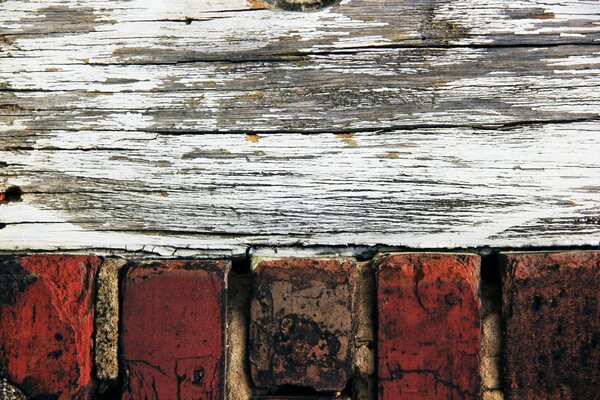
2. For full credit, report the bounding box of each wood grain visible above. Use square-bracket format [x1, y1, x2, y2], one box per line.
[1, 0, 599, 255]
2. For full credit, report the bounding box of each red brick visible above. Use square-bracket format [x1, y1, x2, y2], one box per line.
[121, 260, 228, 399]
[250, 257, 356, 392]
[0, 255, 101, 399]
[376, 253, 481, 400]
[501, 251, 600, 399]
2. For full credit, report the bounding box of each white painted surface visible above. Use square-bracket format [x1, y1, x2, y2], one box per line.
[1, 0, 599, 255]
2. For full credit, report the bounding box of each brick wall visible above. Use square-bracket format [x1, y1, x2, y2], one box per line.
[0, 251, 598, 400]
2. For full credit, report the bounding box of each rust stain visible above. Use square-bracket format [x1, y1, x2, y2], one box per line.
[247, 0, 268, 9]
[384, 151, 401, 159]
[245, 134, 262, 143]
[335, 133, 357, 148]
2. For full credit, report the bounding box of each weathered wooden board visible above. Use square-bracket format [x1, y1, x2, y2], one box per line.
[2, 44, 600, 133]
[2, 0, 600, 50]
[2, 123, 599, 255]
[1, 0, 599, 255]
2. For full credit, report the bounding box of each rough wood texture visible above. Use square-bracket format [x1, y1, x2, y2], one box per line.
[1, 0, 599, 254]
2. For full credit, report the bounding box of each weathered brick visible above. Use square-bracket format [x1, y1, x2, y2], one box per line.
[250, 257, 356, 392]
[501, 251, 600, 399]
[121, 260, 229, 399]
[0, 255, 101, 399]
[376, 253, 481, 400]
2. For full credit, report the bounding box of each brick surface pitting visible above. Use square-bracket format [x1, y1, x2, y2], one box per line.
[0, 255, 101, 400]
[121, 260, 229, 399]
[250, 257, 356, 392]
[502, 251, 600, 400]
[376, 253, 481, 400]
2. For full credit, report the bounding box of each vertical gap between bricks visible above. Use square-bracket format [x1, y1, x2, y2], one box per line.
[352, 260, 376, 400]
[479, 251, 504, 400]
[94, 257, 127, 400]
[226, 257, 254, 399]
[115, 259, 133, 399]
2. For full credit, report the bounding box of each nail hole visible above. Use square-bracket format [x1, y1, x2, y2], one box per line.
[0, 186, 22, 203]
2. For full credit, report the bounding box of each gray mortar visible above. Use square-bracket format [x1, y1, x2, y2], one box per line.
[94, 258, 127, 394]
